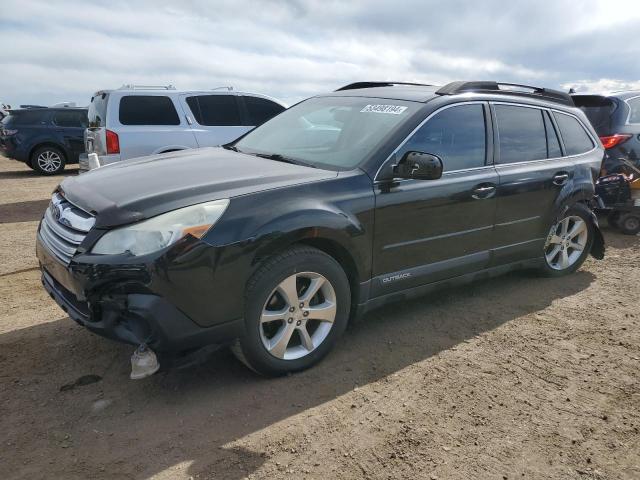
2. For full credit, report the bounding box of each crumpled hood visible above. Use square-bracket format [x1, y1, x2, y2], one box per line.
[60, 147, 337, 228]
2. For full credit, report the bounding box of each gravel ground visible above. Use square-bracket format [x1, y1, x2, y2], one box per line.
[0, 155, 638, 480]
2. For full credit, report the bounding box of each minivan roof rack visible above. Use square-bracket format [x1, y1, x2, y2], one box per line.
[118, 84, 176, 90]
[436, 81, 574, 106]
[335, 81, 434, 91]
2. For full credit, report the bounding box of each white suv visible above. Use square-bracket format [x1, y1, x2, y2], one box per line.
[82, 85, 286, 171]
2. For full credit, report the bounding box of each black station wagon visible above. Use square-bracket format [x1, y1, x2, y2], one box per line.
[37, 81, 605, 377]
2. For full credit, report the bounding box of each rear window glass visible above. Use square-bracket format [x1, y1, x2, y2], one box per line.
[400, 104, 486, 171]
[2, 110, 48, 126]
[553, 112, 595, 156]
[244, 96, 285, 126]
[88, 93, 109, 128]
[628, 97, 640, 124]
[119, 96, 180, 126]
[544, 111, 562, 158]
[572, 95, 615, 135]
[186, 95, 241, 126]
[495, 105, 547, 163]
[53, 110, 88, 128]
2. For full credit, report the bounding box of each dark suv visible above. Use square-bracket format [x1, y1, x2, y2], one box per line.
[36, 81, 605, 377]
[572, 91, 640, 173]
[0, 107, 88, 175]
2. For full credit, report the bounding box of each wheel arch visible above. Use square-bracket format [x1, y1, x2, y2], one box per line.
[28, 141, 68, 166]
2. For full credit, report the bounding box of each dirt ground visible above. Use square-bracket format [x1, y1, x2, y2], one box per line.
[0, 155, 638, 480]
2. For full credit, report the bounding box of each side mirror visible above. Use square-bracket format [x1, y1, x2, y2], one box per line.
[393, 151, 443, 180]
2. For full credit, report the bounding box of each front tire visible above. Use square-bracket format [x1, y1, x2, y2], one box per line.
[540, 203, 594, 277]
[31, 146, 66, 175]
[232, 246, 351, 376]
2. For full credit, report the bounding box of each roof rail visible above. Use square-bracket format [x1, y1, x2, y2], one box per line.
[436, 81, 573, 106]
[211, 86, 234, 91]
[335, 81, 434, 91]
[118, 84, 176, 90]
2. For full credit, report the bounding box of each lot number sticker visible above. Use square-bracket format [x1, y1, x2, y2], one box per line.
[360, 104, 408, 114]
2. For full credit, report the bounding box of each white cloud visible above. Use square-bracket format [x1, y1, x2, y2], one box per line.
[0, 0, 639, 107]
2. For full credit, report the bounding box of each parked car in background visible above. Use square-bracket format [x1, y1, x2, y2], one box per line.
[0, 107, 88, 175]
[572, 91, 640, 174]
[82, 85, 286, 172]
[38, 80, 604, 378]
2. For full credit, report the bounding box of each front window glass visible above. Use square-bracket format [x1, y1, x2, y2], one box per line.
[398, 104, 486, 171]
[234, 96, 419, 170]
[186, 95, 241, 126]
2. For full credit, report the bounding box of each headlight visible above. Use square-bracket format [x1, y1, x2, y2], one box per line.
[92, 199, 230, 256]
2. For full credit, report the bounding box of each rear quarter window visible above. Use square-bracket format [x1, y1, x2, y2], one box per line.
[627, 97, 640, 124]
[243, 96, 285, 126]
[119, 96, 180, 126]
[495, 105, 547, 163]
[553, 112, 595, 156]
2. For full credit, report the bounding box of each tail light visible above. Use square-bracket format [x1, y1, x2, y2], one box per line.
[599, 134, 632, 149]
[106, 129, 120, 154]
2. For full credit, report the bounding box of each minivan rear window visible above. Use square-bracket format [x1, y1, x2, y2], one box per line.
[572, 95, 616, 135]
[88, 92, 109, 128]
[119, 96, 180, 126]
[553, 112, 595, 156]
[495, 105, 547, 163]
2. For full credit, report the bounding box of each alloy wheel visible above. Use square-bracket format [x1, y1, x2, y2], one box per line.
[37, 150, 62, 173]
[544, 215, 588, 270]
[260, 272, 337, 360]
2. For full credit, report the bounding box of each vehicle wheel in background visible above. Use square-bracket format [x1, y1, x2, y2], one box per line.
[31, 146, 66, 175]
[232, 246, 351, 376]
[617, 212, 640, 235]
[540, 204, 594, 277]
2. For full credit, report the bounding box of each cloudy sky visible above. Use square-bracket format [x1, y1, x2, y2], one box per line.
[1, 0, 640, 107]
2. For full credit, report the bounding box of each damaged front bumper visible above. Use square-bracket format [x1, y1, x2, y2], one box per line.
[36, 237, 244, 353]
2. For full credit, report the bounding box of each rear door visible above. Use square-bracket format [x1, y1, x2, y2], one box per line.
[85, 92, 109, 156]
[490, 103, 579, 265]
[116, 94, 198, 159]
[372, 102, 498, 297]
[52, 110, 87, 161]
[180, 94, 251, 147]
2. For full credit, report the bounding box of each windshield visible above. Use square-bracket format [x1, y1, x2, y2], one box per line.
[234, 96, 419, 170]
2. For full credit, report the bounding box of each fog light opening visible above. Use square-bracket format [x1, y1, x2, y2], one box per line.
[130, 344, 160, 380]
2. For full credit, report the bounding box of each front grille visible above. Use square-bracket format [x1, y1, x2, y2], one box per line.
[39, 192, 95, 265]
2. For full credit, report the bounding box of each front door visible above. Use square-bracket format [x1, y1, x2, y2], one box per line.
[372, 102, 498, 298]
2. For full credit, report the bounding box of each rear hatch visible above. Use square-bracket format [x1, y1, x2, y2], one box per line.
[572, 95, 617, 136]
[85, 91, 109, 155]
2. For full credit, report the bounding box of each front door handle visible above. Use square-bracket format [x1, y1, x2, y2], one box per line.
[553, 172, 570, 186]
[472, 184, 496, 200]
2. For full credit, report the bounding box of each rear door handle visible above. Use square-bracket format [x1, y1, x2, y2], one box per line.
[472, 184, 496, 200]
[553, 172, 570, 186]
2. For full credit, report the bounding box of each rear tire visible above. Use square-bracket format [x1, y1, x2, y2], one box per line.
[31, 146, 66, 175]
[232, 246, 351, 376]
[540, 203, 594, 277]
[617, 212, 640, 235]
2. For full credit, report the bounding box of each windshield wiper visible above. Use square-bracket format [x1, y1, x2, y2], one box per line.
[222, 144, 241, 152]
[254, 152, 317, 169]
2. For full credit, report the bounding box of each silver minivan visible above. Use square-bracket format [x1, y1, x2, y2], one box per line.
[82, 85, 286, 171]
